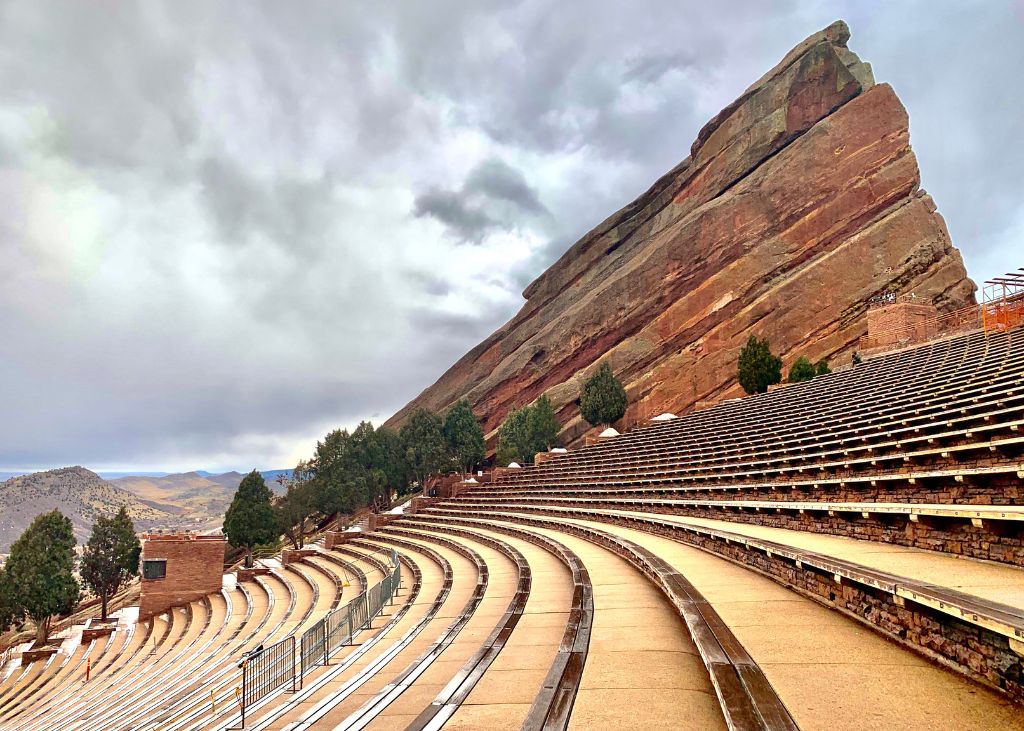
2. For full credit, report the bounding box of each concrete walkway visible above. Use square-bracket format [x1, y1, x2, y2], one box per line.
[547, 515, 1024, 731]
[610, 510, 1024, 609]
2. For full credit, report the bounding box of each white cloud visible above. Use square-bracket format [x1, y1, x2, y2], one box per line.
[0, 1, 1020, 471]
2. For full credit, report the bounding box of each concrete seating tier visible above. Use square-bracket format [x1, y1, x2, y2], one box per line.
[7, 329, 1024, 728]
[492, 329, 1024, 501]
[392, 507, 1024, 727]
[352, 327, 1024, 725]
[444, 495, 1024, 567]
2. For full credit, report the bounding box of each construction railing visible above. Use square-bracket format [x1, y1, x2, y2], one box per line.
[238, 548, 401, 726]
[240, 636, 296, 727]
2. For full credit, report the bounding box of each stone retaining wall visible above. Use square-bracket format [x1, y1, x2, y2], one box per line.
[638, 505, 1024, 567]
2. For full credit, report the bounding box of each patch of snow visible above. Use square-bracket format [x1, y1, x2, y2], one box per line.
[550, 447, 568, 453]
[222, 574, 238, 592]
[507, 462, 522, 468]
[461, 477, 479, 484]
[388, 503, 408, 515]
[650, 413, 677, 421]
[598, 427, 620, 437]
[344, 526, 363, 533]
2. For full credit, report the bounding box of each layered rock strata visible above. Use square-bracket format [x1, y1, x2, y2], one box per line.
[387, 20, 975, 447]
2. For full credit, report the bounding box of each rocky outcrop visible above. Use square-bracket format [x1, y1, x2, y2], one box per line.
[386, 20, 975, 448]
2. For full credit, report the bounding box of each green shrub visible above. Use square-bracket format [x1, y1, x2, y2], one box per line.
[579, 362, 628, 426]
[788, 356, 817, 383]
[737, 336, 782, 394]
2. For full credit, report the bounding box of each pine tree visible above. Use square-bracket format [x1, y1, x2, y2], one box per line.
[400, 409, 447, 489]
[528, 395, 561, 453]
[737, 336, 783, 394]
[3, 510, 80, 642]
[0, 565, 13, 633]
[80, 507, 141, 621]
[815, 358, 831, 376]
[787, 356, 817, 383]
[497, 406, 533, 465]
[274, 479, 316, 549]
[223, 470, 278, 568]
[579, 362, 628, 427]
[443, 399, 485, 475]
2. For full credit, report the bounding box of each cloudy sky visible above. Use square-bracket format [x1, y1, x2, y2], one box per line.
[1, 1, 1021, 473]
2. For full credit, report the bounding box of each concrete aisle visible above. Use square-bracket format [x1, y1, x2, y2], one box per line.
[448, 518, 728, 731]
[613, 510, 1024, 608]
[555, 515, 1024, 731]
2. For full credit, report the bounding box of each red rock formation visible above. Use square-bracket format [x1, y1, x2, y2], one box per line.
[386, 20, 975, 448]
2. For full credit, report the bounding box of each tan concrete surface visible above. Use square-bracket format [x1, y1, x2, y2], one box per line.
[486, 521, 729, 731]
[616, 510, 1024, 609]
[560, 516, 1024, 731]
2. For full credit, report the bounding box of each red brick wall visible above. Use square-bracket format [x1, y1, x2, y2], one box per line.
[139, 534, 226, 619]
[863, 301, 939, 348]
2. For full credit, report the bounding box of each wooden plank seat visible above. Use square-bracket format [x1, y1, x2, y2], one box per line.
[43, 600, 202, 731]
[315, 531, 492, 731]
[498, 425, 1024, 489]
[248, 528, 515, 731]
[77, 570, 294, 731]
[380, 519, 592, 731]
[487, 512, 1024, 730]
[444, 495, 1024, 566]
[399, 525, 533, 731]
[492, 330, 1024, 483]
[83, 575, 285, 731]
[215, 544, 429, 731]
[508, 366, 1023, 472]
[500, 400, 1024, 484]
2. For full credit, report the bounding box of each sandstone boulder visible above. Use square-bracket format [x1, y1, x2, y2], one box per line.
[386, 20, 974, 449]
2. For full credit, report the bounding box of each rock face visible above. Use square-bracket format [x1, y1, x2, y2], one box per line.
[386, 21, 975, 448]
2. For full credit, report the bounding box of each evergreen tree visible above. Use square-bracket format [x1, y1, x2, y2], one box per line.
[579, 362, 628, 427]
[80, 507, 141, 621]
[223, 470, 277, 568]
[815, 358, 831, 376]
[311, 429, 365, 522]
[375, 426, 411, 496]
[443, 399, 485, 475]
[787, 355, 817, 383]
[0, 565, 14, 633]
[737, 336, 783, 394]
[400, 409, 448, 489]
[274, 477, 316, 549]
[528, 395, 561, 453]
[497, 406, 534, 465]
[3, 510, 80, 642]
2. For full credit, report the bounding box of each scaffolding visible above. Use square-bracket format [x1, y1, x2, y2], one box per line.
[981, 268, 1024, 333]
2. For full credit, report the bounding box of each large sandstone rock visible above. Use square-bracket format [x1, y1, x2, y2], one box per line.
[386, 20, 975, 448]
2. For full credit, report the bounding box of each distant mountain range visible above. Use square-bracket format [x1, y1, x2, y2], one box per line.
[0, 467, 183, 551]
[0, 467, 293, 551]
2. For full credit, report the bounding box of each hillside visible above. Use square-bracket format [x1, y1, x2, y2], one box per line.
[386, 20, 974, 448]
[0, 466, 182, 550]
[109, 471, 237, 517]
[110, 469, 288, 526]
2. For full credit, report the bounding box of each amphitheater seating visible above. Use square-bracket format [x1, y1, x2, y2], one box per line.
[3, 326, 1024, 729]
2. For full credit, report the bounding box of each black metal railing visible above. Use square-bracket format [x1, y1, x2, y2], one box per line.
[236, 549, 401, 726]
[240, 636, 295, 727]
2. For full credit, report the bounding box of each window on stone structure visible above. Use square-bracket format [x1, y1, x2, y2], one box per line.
[143, 559, 167, 580]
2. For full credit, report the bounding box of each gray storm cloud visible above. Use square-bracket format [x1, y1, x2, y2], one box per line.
[0, 0, 1021, 471]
